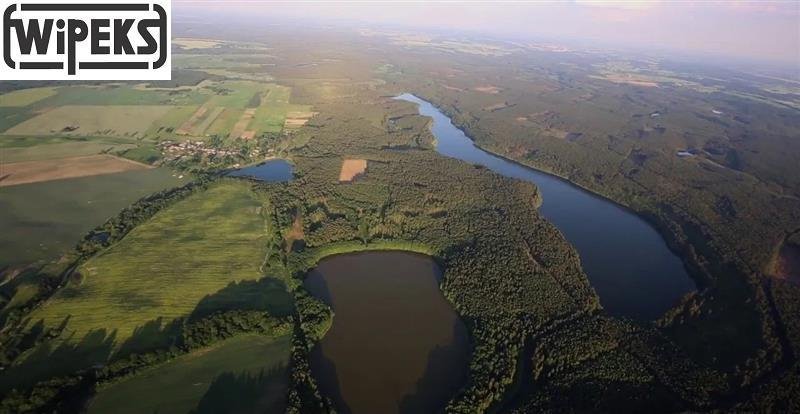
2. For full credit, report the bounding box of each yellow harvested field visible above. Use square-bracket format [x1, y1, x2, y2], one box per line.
[474, 85, 501, 94]
[173, 38, 224, 49]
[284, 111, 317, 130]
[284, 118, 310, 128]
[4, 105, 173, 136]
[0, 155, 150, 187]
[338, 159, 367, 182]
[286, 111, 317, 119]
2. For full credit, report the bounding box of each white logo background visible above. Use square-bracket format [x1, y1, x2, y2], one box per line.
[0, 0, 170, 80]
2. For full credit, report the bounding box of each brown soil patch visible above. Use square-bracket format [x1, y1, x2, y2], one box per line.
[284, 213, 305, 253]
[0, 155, 150, 187]
[771, 242, 800, 283]
[474, 85, 501, 94]
[339, 159, 367, 182]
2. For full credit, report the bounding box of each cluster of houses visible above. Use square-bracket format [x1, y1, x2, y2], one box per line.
[157, 140, 272, 166]
[158, 140, 239, 161]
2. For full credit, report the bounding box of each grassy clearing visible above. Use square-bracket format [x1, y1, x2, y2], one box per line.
[27, 180, 271, 344]
[207, 108, 243, 137]
[0, 88, 57, 107]
[145, 105, 200, 137]
[249, 85, 310, 134]
[88, 334, 291, 414]
[194, 107, 225, 135]
[0, 141, 135, 163]
[116, 144, 163, 164]
[0, 107, 37, 132]
[0, 168, 182, 267]
[38, 85, 208, 107]
[206, 81, 263, 109]
[4, 105, 174, 137]
[252, 105, 291, 134]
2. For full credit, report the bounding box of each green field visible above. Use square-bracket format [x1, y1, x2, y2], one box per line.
[5, 105, 175, 137]
[0, 88, 57, 107]
[36, 85, 207, 107]
[88, 334, 291, 414]
[26, 181, 274, 344]
[145, 105, 201, 136]
[0, 79, 304, 144]
[1, 140, 136, 163]
[0, 168, 183, 268]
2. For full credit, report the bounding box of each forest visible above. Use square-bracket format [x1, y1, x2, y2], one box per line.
[0, 21, 798, 413]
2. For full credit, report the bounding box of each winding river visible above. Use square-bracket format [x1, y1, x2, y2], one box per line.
[396, 93, 694, 320]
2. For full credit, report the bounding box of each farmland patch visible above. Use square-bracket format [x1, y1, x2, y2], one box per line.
[0, 155, 151, 187]
[339, 159, 368, 182]
[4, 105, 174, 137]
[0, 88, 57, 107]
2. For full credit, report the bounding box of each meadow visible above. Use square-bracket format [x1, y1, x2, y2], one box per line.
[26, 181, 273, 345]
[88, 334, 291, 414]
[0, 88, 57, 107]
[0, 179, 297, 394]
[5, 106, 174, 137]
[0, 45, 313, 273]
[0, 168, 182, 268]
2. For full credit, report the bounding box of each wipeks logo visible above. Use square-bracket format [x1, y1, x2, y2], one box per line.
[1, 0, 170, 80]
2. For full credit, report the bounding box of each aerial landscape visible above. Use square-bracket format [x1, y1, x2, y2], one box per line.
[0, 1, 799, 413]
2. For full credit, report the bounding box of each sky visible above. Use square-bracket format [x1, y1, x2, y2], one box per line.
[175, 1, 800, 66]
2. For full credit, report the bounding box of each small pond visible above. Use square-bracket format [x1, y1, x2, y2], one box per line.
[227, 159, 293, 182]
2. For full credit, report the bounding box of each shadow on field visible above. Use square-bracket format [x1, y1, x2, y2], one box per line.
[0, 317, 116, 392]
[189, 276, 294, 321]
[116, 316, 184, 358]
[190, 365, 289, 414]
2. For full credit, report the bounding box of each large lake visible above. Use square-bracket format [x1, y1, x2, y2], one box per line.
[396, 93, 695, 320]
[304, 251, 469, 414]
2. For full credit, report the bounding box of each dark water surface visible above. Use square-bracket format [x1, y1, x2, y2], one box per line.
[396, 93, 695, 320]
[304, 251, 469, 414]
[227, 159, 293, 182]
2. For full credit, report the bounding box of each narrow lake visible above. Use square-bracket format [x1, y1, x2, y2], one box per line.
[305, 251, 469, 414]
[227, 159, 293, 182]
[396, 93, 695, 320]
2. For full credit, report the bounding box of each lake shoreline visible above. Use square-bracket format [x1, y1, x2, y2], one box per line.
[396, 93, 698, 320]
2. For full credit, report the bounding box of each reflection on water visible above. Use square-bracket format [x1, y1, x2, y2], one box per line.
[396, 93, 695, 320]
[305, 251, 469, 414]
[227, 159, 293, 182]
